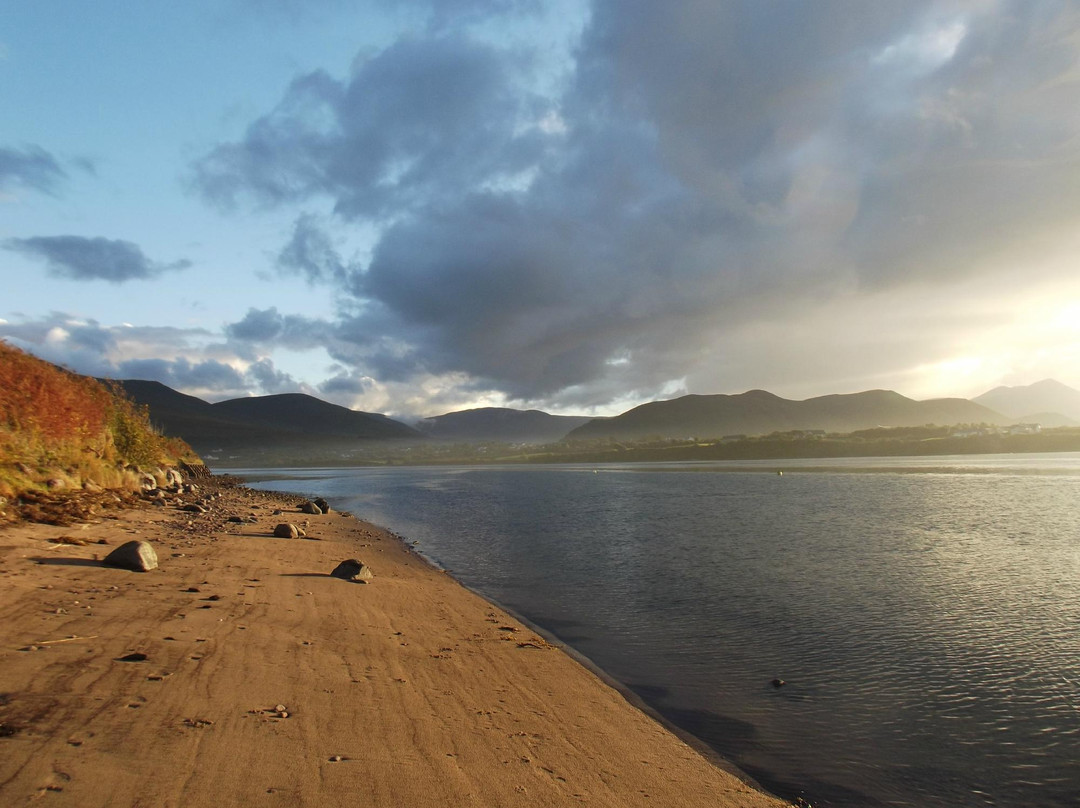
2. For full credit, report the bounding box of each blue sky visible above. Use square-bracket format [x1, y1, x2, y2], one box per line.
[3, 1, 1080, 417]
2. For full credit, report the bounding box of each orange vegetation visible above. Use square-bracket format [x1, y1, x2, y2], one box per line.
[0, 340, 197, 497]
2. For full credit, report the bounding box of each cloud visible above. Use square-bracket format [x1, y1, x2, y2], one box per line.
[276, 214, 351, 284]
[247, 357, 302, 394]
[318, 371, 373, 396]
[0, 313, 303, 401]
[117, 357, 248, 391]
[192, 33, 553, 218]
[193, 1, 1080, 409]
[0, 145, 68, 196]
[225, 306, 333, 350]
[4, 235, 193, 283]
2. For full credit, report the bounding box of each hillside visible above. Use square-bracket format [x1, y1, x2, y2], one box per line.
[567, 389, 1010, 441]
[973, 379, 1080, 423]
[416, 407, 591, 443]
[0, 341, 198, 500]
[115, 381, 424, 453]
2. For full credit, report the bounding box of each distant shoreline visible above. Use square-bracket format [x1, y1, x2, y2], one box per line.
[202, 430, 1080, 469]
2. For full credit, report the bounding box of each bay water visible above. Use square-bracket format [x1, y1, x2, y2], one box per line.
[235, 454, 1080, 807]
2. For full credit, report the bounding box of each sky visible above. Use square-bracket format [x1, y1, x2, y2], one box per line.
[3, 0, 1080, 419]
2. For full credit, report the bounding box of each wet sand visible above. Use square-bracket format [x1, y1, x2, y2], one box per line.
[0, 481, 788, 807]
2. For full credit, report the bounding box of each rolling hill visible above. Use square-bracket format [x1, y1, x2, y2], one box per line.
[566, 389, 1011, 441]
[415, 407, 591, 444]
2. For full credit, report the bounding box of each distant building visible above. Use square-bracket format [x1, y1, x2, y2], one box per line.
[778, 429, 827, 439]
[1007, 423, 1042, 435]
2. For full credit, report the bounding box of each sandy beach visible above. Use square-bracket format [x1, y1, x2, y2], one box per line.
[0, 479, 788, 807]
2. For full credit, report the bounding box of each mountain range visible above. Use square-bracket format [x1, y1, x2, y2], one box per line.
[565, 389, 1010, 442]
[113, 380, 423, 452]
[114, 378, 1080, 453]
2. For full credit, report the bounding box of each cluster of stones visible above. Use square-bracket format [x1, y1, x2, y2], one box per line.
[103, 482, 373, 587]
[134, 466, 200, 508]
[273, 498, 334, 539]
[299, 497, 331, 515]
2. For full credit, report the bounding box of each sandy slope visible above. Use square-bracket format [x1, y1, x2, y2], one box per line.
[0, 483, 788, 807]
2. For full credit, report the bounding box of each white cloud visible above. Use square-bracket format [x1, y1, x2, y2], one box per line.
[874, 19, 968, 73]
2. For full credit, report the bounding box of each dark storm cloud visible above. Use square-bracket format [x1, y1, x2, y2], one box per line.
[195, 1, 1080, 406]
[192, 33, 549, 219]
[0, 145, 68, 195]
[4, 235, 192, 283]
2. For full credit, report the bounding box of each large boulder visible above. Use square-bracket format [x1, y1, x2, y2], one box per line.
[299, 501, 323, 515]
[104, 540, 158, 572]
[274, 523, 300, 539]
[313, 497, 331, 514]
[330, 559, 373, 583]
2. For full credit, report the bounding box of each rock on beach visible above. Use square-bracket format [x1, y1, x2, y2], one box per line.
[330, 559, 374, 583]
[103, 540, 158, 572]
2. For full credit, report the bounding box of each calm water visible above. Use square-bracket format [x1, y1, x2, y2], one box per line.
[235, 454, 1080, 808]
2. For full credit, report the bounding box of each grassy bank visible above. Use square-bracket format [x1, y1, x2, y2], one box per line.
[0, 340, 199, 500]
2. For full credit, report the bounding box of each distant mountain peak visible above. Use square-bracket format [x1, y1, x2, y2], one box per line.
[973, 379, 1080, 421]
[739, 389, 784, 399]
[418, 407, 591, 443]
[1017, 378, 1069, 392]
